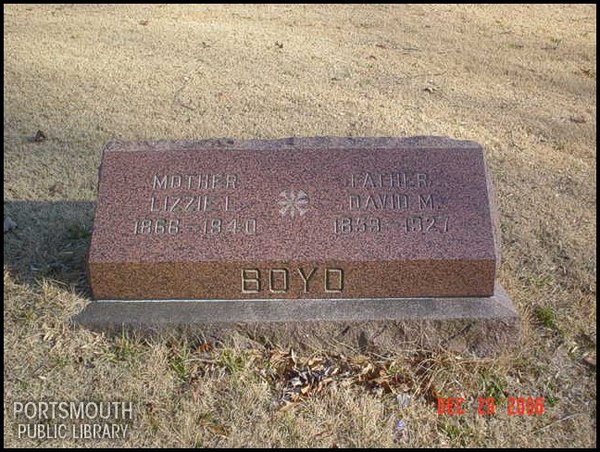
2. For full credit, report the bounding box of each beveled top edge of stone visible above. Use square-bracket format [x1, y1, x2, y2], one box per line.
[102, 136, 483, 152]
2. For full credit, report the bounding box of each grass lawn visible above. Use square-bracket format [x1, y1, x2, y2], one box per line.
[4, 4, 596, 447]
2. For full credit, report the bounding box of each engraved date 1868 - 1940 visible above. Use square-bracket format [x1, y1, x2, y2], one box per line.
[133, 218, 257, 235]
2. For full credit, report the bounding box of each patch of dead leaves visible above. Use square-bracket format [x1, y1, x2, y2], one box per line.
[264, 349, 413, 411]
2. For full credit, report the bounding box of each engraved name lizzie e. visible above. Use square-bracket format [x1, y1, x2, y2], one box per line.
[134, 173, 257, 236]
[150, 173, 238, 213]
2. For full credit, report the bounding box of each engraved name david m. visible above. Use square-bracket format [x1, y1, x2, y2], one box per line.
[348, 193, 437, 210]
[241, 268, 344, 294]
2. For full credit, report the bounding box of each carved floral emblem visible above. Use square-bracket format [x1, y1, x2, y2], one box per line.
[278, 189, 309, 218]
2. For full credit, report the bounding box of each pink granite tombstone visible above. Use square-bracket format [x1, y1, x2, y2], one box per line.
[77, 137, 518, 355]
[87, 136, 500, 300]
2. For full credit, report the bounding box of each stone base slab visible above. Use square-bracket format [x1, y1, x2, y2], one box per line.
[72, 283, 519, 357]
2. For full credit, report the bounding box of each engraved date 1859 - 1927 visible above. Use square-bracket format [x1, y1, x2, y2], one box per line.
[333, 216, 449, 234]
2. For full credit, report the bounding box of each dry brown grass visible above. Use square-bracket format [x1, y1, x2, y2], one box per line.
[3, 4, 596, 447]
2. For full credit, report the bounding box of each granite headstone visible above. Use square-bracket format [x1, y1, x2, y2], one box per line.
[76, 137, 519, 356]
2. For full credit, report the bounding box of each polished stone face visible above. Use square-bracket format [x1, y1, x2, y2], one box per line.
[87, 137, 499, 300]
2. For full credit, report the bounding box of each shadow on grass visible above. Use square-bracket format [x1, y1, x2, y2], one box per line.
[4, 200, 95, 297]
